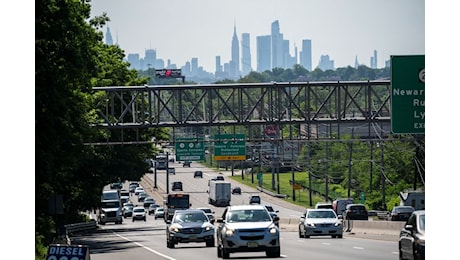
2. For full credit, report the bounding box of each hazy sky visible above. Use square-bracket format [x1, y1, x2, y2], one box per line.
[90, 0, 424, 72]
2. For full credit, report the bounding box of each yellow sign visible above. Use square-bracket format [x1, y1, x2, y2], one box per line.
[214, 155, 246, 161]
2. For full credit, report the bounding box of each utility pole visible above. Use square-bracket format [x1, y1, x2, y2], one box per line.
[325, 141, 329, 202]
[347, 128, 354, 198]
[380, 143, 385, 210]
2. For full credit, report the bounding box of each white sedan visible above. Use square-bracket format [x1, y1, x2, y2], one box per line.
[132, 206, 146, 222]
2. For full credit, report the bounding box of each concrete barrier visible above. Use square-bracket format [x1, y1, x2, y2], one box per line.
[278, 217, 405, 236]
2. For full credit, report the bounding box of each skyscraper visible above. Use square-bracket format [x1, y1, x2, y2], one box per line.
[370, 50, 378, 69]
[318, 55, 334, 71]
[271, 20, 284, 69]
[105, 26, 113, 45]
[257, 35, 271, 72]
[300, 39, 312, 71]
[241, 33, 252, 76]
[231, 24, 240, 78]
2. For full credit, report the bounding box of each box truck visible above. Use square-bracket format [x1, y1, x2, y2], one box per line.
[208, 181, 231, 207]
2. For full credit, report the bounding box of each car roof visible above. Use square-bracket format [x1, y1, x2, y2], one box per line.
[307, 208, 335, 212]
[227, 205, 265, 211]
[174, 209, 206, 214]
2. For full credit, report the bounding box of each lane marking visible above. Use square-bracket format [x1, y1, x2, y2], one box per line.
[353, 246, 365, 250]
[114, 232, 176, 260]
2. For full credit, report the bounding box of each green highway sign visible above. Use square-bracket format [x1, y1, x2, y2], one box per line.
[391, 55, 425, 134]
[175, 137, 204, 161]
[214, 134, 246, 161]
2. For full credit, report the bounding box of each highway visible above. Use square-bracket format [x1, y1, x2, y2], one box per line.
[71, 162, 401, 259]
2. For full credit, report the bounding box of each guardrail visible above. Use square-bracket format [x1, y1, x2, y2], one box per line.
[65, 220, 98, 235]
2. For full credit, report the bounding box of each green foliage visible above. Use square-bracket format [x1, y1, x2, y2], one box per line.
[36, 1, 164, 258]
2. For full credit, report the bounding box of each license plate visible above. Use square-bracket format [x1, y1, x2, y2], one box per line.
[189, 235, 197, 239]
[247, 242, 258, 248]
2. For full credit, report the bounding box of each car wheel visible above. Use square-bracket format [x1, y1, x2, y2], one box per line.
[338, 234, 343, 238]
[399, 247, 404, 260]
[217, 246, 222, 258]
[298, 227, 304, 238]
[206, 237, 215, 247]
[266, 247, 280, 258]
[222, 248, 230, 259]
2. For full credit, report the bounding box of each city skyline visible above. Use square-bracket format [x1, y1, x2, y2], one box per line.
[90, 0, 425, 73]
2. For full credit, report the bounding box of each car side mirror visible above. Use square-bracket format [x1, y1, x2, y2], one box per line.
[405, 224, 414, 231]
[210, 219, 215, 224]
[273, 216, 280, 222]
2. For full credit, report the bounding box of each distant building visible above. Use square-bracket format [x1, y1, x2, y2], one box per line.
[231, 24, 240, 78]
[370, 50, 378, 69]
[105, 26, 113, 45]
[257, 35, 271, 72]
[241, 33, 252, 76]
[127, 53, 140, 70]
[354, 56, 359, 69]
[318, 55, 334, 71]
[299, 39, 312, 71]
[271, 20, 284, 69]
[215, 56, 222, 73]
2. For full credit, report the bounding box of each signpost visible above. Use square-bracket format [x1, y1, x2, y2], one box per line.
[214, 134, 246, 161]
[175, 137, 204, 161]
[391, 55, 425, 134]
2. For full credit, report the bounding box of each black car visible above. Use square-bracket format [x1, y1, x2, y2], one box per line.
[399, 210, 425, 260]
[183, 161, 191, 167]
[167, 167, 176, 175]
[232, 186, 241, 194]
[343, 204, 368, 220]
[172, 181, 183, 191]
[249, 195, 261, 204]
[390, 206, 415, 221]
[194, 171, 203, 178]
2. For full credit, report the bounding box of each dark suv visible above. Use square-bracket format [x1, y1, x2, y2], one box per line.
[343, 204, 368, 220]
[172, 181, 183, 191]
[249, 195, 261, 204]
[194, 171, 203, 178]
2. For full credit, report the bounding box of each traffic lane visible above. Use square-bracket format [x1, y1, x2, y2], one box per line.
[73, 225, 398, 260]
[143, 166, 305, 223]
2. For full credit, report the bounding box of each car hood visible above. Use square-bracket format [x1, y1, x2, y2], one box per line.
[172, 222, 213, 229]
[226, 221, 273, 229]
[304, 218, 339, 224]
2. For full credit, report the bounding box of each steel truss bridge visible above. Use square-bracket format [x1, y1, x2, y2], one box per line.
[92, 80, 393, 142]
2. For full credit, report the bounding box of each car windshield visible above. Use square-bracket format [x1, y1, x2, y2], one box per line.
[174, 212, 208, 223]
[227, 209, 271, 223]
[418, 214, 425, 231]
[101, 201, 120, 208]
[133, 208, 144, 213]
[307, 210, 336, 219]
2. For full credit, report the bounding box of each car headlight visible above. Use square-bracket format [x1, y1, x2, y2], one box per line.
[205, 226, 214, 231]
[225, 227, 234, 236]
[306, 223, 315, 227]
[416, 236, 425, 246]
[334, 222, 342, 227]
[269, 227, 278, 234]
[169, 226, 181, 233]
